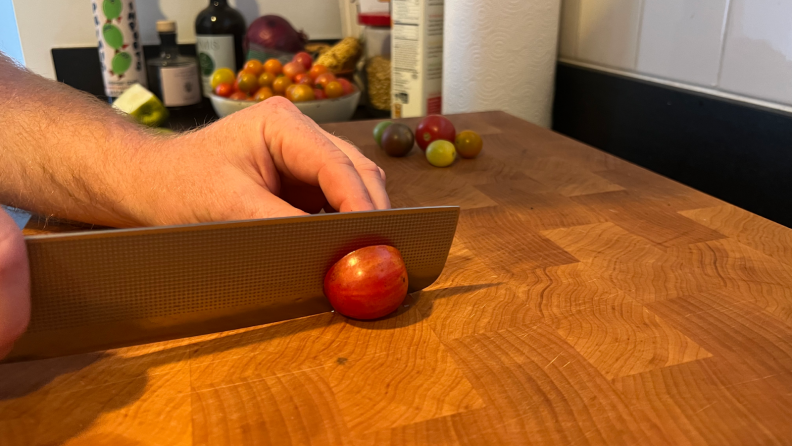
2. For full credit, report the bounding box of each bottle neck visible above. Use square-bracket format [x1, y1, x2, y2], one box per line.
[159, 32, 179, 60]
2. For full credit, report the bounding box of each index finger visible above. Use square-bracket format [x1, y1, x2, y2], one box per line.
[259, 98, 376, 213]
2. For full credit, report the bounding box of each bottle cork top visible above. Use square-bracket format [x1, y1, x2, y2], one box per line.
[156, 20, 177, 33]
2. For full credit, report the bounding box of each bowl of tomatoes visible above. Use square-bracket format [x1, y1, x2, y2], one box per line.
[209, 52, 361, 123]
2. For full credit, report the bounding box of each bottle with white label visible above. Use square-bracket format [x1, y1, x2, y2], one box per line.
[147, 20, 202, 108]
[195, 0, 246, 97]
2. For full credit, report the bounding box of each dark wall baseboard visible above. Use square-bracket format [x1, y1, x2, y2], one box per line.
[553, 62, 792, 228]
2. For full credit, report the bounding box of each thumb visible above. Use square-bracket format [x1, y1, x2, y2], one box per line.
[0, 209, 30, 359]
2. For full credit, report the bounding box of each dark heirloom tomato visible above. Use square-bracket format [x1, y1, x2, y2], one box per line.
[380, 123, 414, 157]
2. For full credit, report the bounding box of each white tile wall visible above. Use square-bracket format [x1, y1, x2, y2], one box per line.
[637, 0, 728, 87]
[719, 0, 792, 104]
[560, 0, 792, 110]
[560, 0, 644, 70]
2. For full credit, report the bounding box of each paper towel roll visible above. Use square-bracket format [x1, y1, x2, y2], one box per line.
[442, 0, 561, 127]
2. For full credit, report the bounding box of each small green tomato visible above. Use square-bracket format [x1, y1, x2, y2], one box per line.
[373, 121, 393, 148]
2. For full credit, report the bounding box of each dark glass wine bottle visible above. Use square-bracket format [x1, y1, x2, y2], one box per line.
[195, 0, 246, 97]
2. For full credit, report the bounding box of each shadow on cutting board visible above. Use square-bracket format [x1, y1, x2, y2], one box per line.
[0, 280, 499, 444]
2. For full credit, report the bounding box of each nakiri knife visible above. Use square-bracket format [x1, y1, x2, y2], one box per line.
[6, 206, 459, 361]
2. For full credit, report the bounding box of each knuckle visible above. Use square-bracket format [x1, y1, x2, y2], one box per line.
[357, 160, 382, 177]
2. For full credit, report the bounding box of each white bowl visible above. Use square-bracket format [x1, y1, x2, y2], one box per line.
[210, 89, 361, 124]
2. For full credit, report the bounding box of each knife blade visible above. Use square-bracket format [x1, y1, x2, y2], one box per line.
[6, 206, 459, 361]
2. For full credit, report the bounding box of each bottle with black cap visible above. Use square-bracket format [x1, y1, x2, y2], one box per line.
[195, 0, 246, 97]
[147, 20, 202, 109]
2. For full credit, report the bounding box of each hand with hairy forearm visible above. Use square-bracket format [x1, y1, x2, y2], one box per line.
[0, 52, 389, 357]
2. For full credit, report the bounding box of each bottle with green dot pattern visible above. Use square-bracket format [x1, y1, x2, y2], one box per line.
[91, 0, 147, 101]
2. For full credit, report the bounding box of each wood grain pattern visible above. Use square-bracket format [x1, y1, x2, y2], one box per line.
[4, 111, 792, 444]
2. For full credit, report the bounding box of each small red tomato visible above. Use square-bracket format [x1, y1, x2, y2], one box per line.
[294, 73, 313, 86]
[337, 78, 354, 95]
[229, 91, 248, 101]
[233, 78, 240, 92]
[293, 51, 313, 70]
[283, 61, 306, 80]
[315, 72, 337, 89]
[415, 115, 457, 151]
[324, 245, 408, 320]
[214, 82, 234, 97]
[314, 88, 327, 100]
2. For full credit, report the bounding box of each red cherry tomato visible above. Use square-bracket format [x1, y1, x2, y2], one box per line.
[229, 91, 248, 101]
[282, 61, 306, 80]
[294, 73, 313, 86]
[214, 82, 234, 98]
[337, 78, 354, 95]
[315, 72, 337, 89]
[323, 245, 408, 320]
[415, 115, 457, 151]
[293, 51, 313, 70]
[314, 88, 327, 100]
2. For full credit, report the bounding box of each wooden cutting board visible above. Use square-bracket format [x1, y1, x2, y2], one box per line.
[2, 111, 791, 445]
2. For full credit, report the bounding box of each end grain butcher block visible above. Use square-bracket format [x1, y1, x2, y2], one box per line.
[3, 111, 792, 445]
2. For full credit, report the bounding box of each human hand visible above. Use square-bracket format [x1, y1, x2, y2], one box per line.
[131, 97, 389, 226]
[0, 209, 30, 359]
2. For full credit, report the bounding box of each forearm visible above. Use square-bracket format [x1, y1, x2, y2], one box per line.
[0, 53, 163, 227]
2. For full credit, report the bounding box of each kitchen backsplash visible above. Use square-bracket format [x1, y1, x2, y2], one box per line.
[559, 0, 792, 111]
[3, 0, 343, 80]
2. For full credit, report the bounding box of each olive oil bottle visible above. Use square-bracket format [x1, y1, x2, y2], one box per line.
[195, 0, 246, 97]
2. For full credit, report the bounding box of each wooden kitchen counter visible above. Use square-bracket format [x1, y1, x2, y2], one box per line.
[2, 111, 792, 445]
